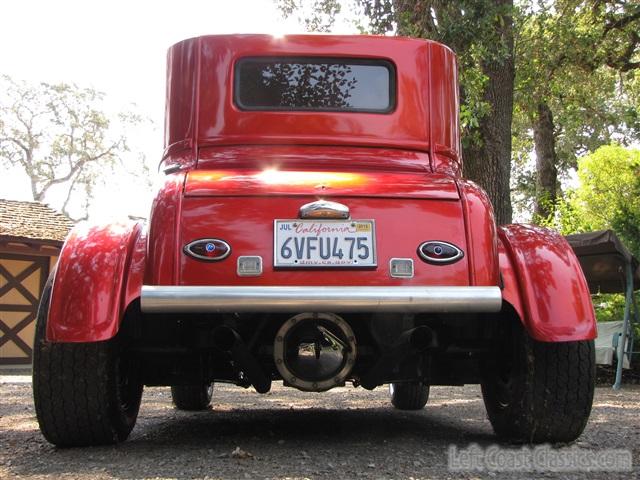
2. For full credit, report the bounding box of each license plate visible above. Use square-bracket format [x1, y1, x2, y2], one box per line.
[274, 220, 376, 267]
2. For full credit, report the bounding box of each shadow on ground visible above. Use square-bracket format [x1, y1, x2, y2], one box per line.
[1, 382, 638, 479]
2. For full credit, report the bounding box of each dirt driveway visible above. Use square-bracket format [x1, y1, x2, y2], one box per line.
[1, 377, 638, 479]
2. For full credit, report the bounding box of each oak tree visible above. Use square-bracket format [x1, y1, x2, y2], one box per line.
[280, 0, 516, 224]
[0, 75, 148, 220]
[513, 0, 640, 221]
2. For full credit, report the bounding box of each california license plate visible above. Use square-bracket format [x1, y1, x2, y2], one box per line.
[274, 220, 376, 267]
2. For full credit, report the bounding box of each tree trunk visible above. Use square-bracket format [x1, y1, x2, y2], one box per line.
[462, 57, 514, 225]
[393, 0, 515, 224]
[532, 102, 558, 221]
[32, 182, 45, 202]
[463, 0, 515, 225]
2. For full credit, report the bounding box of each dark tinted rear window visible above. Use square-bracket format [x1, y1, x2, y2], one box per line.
[235, 57, 395, 113]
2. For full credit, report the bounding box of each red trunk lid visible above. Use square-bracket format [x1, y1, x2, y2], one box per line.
[184, 169, 459, 200]
[179, 169, 468, 287]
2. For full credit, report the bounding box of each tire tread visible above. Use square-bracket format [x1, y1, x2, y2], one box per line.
[482, 326, 595, 443]
[390, 382, 430, 410]
[32, 274, 142, 447]
[171, 384, 213, 411]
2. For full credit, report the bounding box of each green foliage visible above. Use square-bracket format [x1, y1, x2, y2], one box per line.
[571, 145, 640, 248]
[539, 190, 585, 234]
[512, 0, 640, 220]
[591, 293, 627, 323]
[538, 144, 640, 325]
[457, 45, 492, 146]
[391, 1, 516, 151]
[543, 145, 640, 251]
[591, 292, 640, 333]
[277, 0, 342, 32]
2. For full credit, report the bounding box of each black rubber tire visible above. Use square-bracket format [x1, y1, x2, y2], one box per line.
[32, 273, 143, 447]
[481, 321, 595, 444]
[171, 383, 214, 411]
[389, 382, 430, 410]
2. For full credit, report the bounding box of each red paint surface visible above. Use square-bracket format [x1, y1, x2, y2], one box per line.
[45, 34, 595, 344]
[163, 35, 460, 166]
[185, 169, 459, 199]
[47, 223, 142, 342]
[197, 145, 433, 173]
[146, 173, 185, 285]
[178, 196, 468, 287]
[457, 180, 499, 286]
[498, 225, 597, 341]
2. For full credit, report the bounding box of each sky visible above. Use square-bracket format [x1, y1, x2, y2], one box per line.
[0, 0, 357, 222]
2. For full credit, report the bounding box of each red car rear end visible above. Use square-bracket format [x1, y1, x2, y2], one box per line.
[33, 35, 596, 447]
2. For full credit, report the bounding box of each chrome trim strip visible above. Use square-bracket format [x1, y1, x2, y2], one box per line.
[140, 286, 502, 313]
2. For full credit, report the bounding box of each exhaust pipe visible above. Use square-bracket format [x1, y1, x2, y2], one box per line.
[359, 326, 435, 390]
[212, 326, 271, 394]
[273, 312, 358, 392]
[399, 326, 433, 352]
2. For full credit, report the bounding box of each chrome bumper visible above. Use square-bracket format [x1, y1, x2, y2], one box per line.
[140, 286, 502, 314]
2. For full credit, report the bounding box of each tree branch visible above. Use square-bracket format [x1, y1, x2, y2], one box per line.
[604, 7, 640, 33]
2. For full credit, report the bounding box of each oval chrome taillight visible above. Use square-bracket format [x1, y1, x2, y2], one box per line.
[184, 239, 231, 261]
[418, 241, 464, 265]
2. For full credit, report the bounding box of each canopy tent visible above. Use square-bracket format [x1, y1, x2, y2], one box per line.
[566, 230, 640, 293]
[566, 230, 639, 389]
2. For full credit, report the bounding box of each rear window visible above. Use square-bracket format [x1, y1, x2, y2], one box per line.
[234, 57, 395, 113]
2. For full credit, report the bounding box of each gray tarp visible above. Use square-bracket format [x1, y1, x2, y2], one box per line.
[565, 230, 640, 294]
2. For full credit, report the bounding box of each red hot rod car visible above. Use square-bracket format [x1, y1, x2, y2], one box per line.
[33, 34, 596, 446]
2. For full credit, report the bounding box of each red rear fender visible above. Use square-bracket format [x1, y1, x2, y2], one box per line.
[47, 222, 146, 342]
[498, 224, 596, 342]
[457, 180, 499, 286]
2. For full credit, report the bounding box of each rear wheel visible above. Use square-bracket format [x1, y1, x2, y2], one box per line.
[389, 382, 430, 410]
[171, 383, 214, 411]
[481, 321, 595, 443]
[32, 274, 143, 447]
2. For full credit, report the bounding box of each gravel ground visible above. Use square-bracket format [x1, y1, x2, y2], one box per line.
[0, 377, 638, 479]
